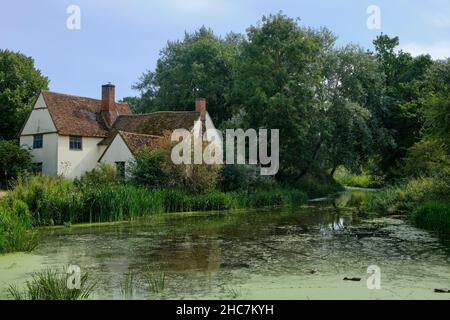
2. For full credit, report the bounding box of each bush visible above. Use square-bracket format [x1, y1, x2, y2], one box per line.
[334, 166, 384, 188]
[0, 140, 32, 189]
[411, 201, 450, 234]
[0, 199, 37, 253]
[7, 175, 82, 225]
[219, 165, 277, 192]
[362, 174, 450, 215]
[75, 163, 119, 186]
[129, 148, 168, 188]
[400, 139, 450, 177]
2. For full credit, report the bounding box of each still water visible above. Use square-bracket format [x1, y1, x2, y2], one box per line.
[1, 190, 450, 299]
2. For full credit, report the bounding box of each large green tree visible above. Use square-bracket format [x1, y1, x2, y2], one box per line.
[0, 50, 49, 140]
[422, 58, 450, 152]
[373, 35, 433, 175]
[131, 27, 240, 124]
[320, 45, 389, 177]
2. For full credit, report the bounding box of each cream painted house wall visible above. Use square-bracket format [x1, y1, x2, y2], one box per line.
[99, 134, 135, 175]
[20, 93, 59, 176]
[20, 133, 59, 176]
[21, 94, 56, 135]
[57, 136, 106, 178]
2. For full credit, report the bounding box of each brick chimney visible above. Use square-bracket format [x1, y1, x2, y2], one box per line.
[101, 83, 118, 126]
[195, 98, 206, 121]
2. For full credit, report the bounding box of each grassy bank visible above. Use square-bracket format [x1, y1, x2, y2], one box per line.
[4, 176, 309, 226]
[361, 173, 450, 234]
[0, 175, 318, 253]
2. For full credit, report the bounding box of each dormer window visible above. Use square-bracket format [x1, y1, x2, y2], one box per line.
[33, 134, 43, 149]
[69, 136, 82, 150]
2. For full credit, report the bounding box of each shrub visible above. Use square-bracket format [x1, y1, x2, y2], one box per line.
[400, 139, 450, 177]
[0, 140, 32, 189]
[75, 163, 119, 186]
[411, 201, 450, 234]
[219, 165, 276, 192]
[129, 148, 168, 188]
[362, 174, 450, 215]
[334, 166, 384, 188]
[7, 175, 82, 225]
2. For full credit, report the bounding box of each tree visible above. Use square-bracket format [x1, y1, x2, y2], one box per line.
[0, 140, 32, 188]
[373, 34, 434, 175]
[133, 27, 240, 125]
[422, 58, 450, 153]
[0, 50, 49, 140]
[229, 13, 336, 181]
[320, 46, 388, 176]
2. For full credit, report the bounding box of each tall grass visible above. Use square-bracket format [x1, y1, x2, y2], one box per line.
[411, 201, 450, 234]
[120, 272, 136, 299]
[144, 268, 166, 294]
[7, 267, 95, 300]
[4, 175, 309, 227]
[362, 175, 450, 215]
[0, 198, 37, 254]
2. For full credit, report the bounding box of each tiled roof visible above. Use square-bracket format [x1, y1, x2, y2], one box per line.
[41, 90, 202, 154]
[119, 131, 161, 154]
[112, 111, 200, 136]
[42, 91, 131, 137]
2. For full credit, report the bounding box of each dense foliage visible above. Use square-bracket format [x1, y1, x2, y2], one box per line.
[0, 140, 32, 188]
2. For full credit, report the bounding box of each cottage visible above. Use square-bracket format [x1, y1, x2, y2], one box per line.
[19, 84, 217, 178]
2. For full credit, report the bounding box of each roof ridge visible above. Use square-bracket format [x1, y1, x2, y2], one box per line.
[42, 90, 128, 105]
[118, 130, 162, 139]
[117, 110, 199, 118]
[42, 90, 101, 102]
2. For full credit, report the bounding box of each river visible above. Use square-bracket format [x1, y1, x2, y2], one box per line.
[1, 190, 450, 299]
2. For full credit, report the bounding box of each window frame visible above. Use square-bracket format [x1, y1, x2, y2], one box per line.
[69, 136, 83, 150]
[33, 134, 43, 149]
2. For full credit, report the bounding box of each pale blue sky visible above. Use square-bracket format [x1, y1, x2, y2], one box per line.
[1, 0, 449, 99]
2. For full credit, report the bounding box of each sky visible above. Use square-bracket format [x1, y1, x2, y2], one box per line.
[1, 0, 449, 100]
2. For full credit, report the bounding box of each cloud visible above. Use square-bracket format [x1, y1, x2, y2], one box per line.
[399, 41, 450, 60]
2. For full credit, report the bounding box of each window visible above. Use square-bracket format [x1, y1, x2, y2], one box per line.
[69, 136, 82, 150]
[31, 162, 43, 174]
[33, 134, 43, 149]
[115, 161, 125, 178]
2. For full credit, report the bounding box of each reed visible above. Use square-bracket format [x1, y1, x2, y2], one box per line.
[7, 267, 95, 300]
[3, 175, 309, 228]
[144, 268, 166, 294]
[411, 201, 450, 234]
